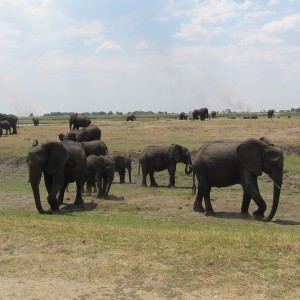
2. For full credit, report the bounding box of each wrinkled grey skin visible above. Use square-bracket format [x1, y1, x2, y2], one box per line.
[0, 120, 11, 134]
[139, 144, 193, 188]
[69, 114, 91, 130]
[192, 108, 210, 121]
[85, 155, 115, 199]
[27, 139, 87, 214]
[59, 125, 101, 142]
[32, 117, 39, 126]
[0, 113, 18, 134]
[81, 140, 108, 157]
[192, 138, 283, 221]
[110, 154, 132, 184]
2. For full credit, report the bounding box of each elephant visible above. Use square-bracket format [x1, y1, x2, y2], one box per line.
[267, 110, 275, 118]
[32, 117, 39, 126]
[179, 112, 188, 120]
[27, 139, 87, 214]
[192, 138, 283, 221]
[69, 113, 91, 130]
[81, 140, 108, 157]
[192, 108, 210, 121]
[126, 114, 136, 121]
[0, 126, 2, 137]
[109, 154, 132, 183]
[0, 114, 18, 134]
[211, 111, 217, 118]
[139, 144, 193, 188]
[0, 120, 11, 134]
[59, 125, 101, 142]
[85, 155, 115, 198]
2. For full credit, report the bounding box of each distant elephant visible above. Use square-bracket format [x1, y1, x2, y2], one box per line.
[27, 139, 87, 214]
[179, 112, 188, 120]
[81, 140, 108, 157]
[192, 138, 283, 221]
[126, 114, 136, 121]
[267, 110, 275, 118]
[211, 111, 217, 118]
[69, 113, 91, 130]
[0, 120, 11, 134]
[0, 126, 2, 137]
[192, 108, 210, 121]
[0, 113, 18, 134]
[32, 117, 39, 126]
[59, 125, 101, 142]
[85, 155, 115, 199]
[139, 144, 193, 188]
[110, 154, 132, 183]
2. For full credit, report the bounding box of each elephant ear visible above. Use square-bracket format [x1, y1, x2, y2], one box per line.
[43, 142, 68, 174]
[236, 139, 263, 176]
[169, 144, 181, 163]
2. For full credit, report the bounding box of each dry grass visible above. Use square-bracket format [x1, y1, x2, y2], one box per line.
[0, 115, 299, 299]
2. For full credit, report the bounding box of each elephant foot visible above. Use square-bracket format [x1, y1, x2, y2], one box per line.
[253, 210, 264, 220]
[241, 212, 252, 219]
[193, 204, 205, 213]
[168, 184, 176, 188]
[74, 197, 84, 206]
[150, 182, 158, 187]
[205, 210, 216, 217]
[141, 183, 147, 187]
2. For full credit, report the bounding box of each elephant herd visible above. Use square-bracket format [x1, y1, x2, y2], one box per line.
[0, 113, 19, 136]
[26, 114, 284, 222]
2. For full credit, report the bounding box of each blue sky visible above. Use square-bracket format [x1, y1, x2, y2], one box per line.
[1, 0, 300, 116]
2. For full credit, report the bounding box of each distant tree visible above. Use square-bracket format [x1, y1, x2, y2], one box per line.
[108, 111, 114, 115]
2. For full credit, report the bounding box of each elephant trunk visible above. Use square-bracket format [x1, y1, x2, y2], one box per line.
[185, 164, 193, 175]
[29, 171, 48, 214]
[265, 183, 281, 222]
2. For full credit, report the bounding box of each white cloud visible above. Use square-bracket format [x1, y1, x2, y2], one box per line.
[136, 40, 150, 50]
[264, 13, 300, 33]
[95, 40, 123, 53]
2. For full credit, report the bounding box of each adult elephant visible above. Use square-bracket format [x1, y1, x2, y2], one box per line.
[27, 139, 87, 214]
[179, 112, 188, 120]
[0, 113, 18, 134]
[69, 113, 91, 130]
[192, 138, 283, 221]
[267, 109, 275, 118]
[110, 154, 132, 184]
[0, 120, 11, 134]
[81, 140, 108, 157]
[211, 111, 217, 118]
[192, 108, 210, 121]
[85, 155, 115, 198]
[59, 125, 101, 142]
[126, 114, 136, 121]
[32, 117, 39, 126]
[139, 144, 193, 188]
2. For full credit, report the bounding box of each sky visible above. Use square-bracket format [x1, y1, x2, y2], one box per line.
[1, 0, 300, 116]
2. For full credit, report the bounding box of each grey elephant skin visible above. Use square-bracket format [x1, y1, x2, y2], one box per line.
[110, 154, 132, 183]
[27, 140, 87, 214]
[126, 114, 136, 121]
[59, 125, 101, 142]
[0, 120, 11, 134]
[69, 114, 91, 130]
[192, 138, 283, 221]
[0, 113, 18, 134]
[179, 112, 188, 120]
[192, 108, 210, 121]
[81, 140, 108, 156]
[139, 144, 193, 188]
[267, 109, 275, 118]
[85, 155, 115, 198]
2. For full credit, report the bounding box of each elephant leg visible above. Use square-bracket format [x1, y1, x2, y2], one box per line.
[193, 187, 205, 213]
[86, 180, 93, 196]
[119, 168, 125, 184]
[244, 178, 266, 219]
[149, 172, 158, 187]
[96, 175, 104, 198]
[102, 176, 108, 198]
[74, 179, 84, 206]
[241, 191, 251, 217]
[203, 187, 214, 216]
[168, 166, 176, 188]
[47, 179, 64, 211]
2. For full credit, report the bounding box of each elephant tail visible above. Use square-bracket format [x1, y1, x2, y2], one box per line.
[192, 171, 196, 195]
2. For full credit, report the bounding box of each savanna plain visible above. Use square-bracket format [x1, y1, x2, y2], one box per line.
[0, 114, 299, 300]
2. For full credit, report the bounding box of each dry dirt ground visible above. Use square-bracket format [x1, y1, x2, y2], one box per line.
[0, 119, 299, 299]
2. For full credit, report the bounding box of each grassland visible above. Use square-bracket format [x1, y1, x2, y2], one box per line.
[0, 114, 299, 299]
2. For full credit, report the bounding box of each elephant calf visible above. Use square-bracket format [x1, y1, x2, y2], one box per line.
[139, 144, 193, 188]
[85, 155, 116, 199]
[109, 154, 132, 184]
